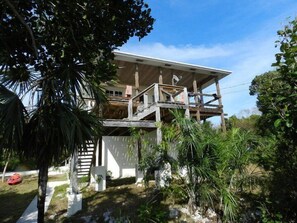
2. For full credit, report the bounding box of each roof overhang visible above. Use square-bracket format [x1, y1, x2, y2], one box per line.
[113, 51, 231, 89]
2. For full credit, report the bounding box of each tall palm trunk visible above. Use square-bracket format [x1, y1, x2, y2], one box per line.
[37, 159, 49, 223]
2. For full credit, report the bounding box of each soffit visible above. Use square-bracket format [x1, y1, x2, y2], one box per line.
[113, 51, 231, 89]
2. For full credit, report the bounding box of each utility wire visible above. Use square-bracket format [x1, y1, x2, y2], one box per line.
[205, 82, 250, 93]
[220, 82, 250, 90]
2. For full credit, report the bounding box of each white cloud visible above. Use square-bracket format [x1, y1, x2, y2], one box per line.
[121, 42, 232, 62]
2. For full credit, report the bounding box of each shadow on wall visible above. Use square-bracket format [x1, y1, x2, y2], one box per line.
[103, 136, 137, 178]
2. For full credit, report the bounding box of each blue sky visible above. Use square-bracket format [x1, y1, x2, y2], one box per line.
[121, 0, 297, 120]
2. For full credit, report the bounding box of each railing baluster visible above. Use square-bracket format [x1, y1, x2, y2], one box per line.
[128, 99, 133, 119]
[154, 84, 159, 103]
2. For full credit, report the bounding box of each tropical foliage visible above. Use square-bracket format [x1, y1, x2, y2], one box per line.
[132, 110, 259, 222]
[250, 17, 297, 222]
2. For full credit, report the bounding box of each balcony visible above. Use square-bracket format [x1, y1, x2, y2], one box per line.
[128, 83, 222, 121]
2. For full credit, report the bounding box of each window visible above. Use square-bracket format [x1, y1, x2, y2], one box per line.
[114, 91, 123, 97]
[105, 90, 123, 97]
[106, 90, 114, 96]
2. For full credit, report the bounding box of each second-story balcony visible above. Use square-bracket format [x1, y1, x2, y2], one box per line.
[127, 83, 223, 121]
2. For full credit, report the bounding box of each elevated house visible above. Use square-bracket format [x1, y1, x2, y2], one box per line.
[77, 51, 231, 188]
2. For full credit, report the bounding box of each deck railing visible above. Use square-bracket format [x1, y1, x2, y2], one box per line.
[127, 84, 221, 118]
[188, 92, 221, 109]
[128, 84, 190, 118]
[83, 83, 221, 119]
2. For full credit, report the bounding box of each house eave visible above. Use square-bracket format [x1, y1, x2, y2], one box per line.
[114, 51, 231, 81]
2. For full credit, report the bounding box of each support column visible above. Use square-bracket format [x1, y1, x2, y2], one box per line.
[193, 77, 201, 122]
[135, 64, 139, 95]
[135, 138, 144, 183]
[156, 107, 162, 144]
[215, 77, 226, 132]
[154, 84, 162, 143]
[183, 87, 190, 118]
[95, 139, 100, 166]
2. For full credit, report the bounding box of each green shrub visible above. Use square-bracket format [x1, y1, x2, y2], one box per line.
[137, 203, 167, 223]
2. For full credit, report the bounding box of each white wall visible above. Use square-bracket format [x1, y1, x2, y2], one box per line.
[102, 136, 137, 179]
[102, 131, 159, 179]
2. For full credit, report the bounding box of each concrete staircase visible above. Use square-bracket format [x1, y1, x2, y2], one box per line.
[77, 141, 95, 179]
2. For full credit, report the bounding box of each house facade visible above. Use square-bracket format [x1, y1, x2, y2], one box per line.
[77, 51, 231, 187]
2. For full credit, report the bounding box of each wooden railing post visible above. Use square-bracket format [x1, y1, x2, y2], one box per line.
[135, 64, 139, 95]
[159, 67, 163, 84]
[193, 78, 201, 122]
[154, 84, 159, 103]
[144, 93, 148, 109]
[128, 99, 133, 119]
[215, 78, 226, 132]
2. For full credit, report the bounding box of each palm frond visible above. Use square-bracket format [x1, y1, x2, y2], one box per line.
[0, 84, 27, 150]
[23, 102, 101, 166]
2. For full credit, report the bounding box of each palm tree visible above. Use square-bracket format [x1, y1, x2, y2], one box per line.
[172, 111, 220, 215]
[171, 111, 256, 221]
[0, 1, 154, 222]
[0, 67, 104, 222]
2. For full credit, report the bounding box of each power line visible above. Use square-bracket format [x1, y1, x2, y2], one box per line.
[204, 82, 250, 93]
[220, 82, 250, 90]
[222, 89, 250, 95]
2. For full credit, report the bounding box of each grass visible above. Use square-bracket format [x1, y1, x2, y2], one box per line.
[0, 175, 38, 223]
[0, 173, 68, 223]
[0, 174, 208, 222]
[45, 183, 69, 222]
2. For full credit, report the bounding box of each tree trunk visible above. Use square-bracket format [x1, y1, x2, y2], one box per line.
[37, 160, 49, 223]
[1, 152, 11, 183]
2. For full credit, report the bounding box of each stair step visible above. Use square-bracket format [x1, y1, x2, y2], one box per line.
[78, 150, 95, 155]
[79, 155, 93, 159]
[77, 171, 89, 174]
[78, 163, 92, 166]
[77, 167, 90, 169]
[75, 141, 95, 178]
[78, 163, 91, 166]
[78, 151, 94, 156]
[79, 155, 93, 158]
[78, 156, 93, 159]
[78, 160, 92, 163]
[79, 146, 95, 150]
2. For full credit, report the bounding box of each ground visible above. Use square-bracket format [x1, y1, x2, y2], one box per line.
[57, 178, 205, 223]
[0, 175, 219, 223]
[0, 175, 37, 223]
[0, 174, 67, 223]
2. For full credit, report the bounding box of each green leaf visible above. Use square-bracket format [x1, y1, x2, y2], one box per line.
[286, 120, 293, 128]
[274, 119, 282, 128]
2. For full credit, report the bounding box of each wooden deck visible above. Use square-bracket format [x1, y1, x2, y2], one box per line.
[97, 83, 224, 124]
